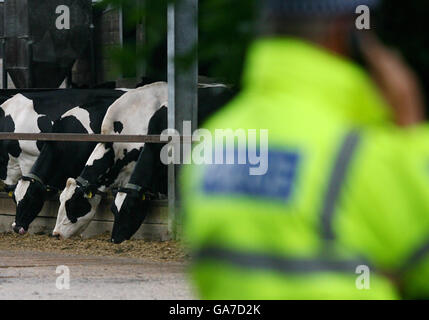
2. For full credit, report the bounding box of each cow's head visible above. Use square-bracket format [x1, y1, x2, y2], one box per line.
[13, 176, 48, 234]
[111, 187, 149, 244]
[52, 178, 102, 239]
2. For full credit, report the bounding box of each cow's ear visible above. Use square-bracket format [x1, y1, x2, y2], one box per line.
[66, 178, 76, 189]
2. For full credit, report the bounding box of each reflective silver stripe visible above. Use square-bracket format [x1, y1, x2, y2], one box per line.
[321, 131, 361, 241]
[195, 247, 367, 274]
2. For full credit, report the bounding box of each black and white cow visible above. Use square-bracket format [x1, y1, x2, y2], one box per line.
[52, 82, 168, 239]
[110, 106, 168, 244]
[0, 90, 125, 191]
[110, 85, 235, 243]
[12, 90, 124, 235]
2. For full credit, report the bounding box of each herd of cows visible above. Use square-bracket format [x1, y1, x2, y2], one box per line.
[0, 81, 234, 244]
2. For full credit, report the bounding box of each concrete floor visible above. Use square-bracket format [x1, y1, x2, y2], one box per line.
[0, 250, 194, 300]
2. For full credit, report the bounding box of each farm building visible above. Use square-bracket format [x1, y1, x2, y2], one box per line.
[0, 0, 159, 89]
[0, 0, 195, 242]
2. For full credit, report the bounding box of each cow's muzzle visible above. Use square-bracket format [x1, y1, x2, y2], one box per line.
[12, 222, 27, 235]
[111, 236, 127, 245]
[50, 232, 61, 240]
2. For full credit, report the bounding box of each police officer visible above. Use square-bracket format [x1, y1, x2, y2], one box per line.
[181, 0, 429, 299]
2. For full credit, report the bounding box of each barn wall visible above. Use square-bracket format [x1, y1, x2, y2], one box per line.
[0, 1, 141, 88]
[0, 194, 170, 241]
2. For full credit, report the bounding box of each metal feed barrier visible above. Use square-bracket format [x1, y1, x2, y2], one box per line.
[0, 132, 192, 240]
[0, 133, 191, 143]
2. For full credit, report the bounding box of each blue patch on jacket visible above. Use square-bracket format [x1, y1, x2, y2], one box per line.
[203, 150, 300, 201]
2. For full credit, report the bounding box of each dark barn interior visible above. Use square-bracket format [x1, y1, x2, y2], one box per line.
[0, 0, 158, 89]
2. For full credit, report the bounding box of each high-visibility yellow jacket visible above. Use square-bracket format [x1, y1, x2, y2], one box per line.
[181, 38, 429, 300]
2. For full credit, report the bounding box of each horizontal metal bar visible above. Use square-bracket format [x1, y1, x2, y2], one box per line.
[0, 133, 193, 143]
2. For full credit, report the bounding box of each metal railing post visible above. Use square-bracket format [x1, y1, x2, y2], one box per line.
[167, 0, 198, 240]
